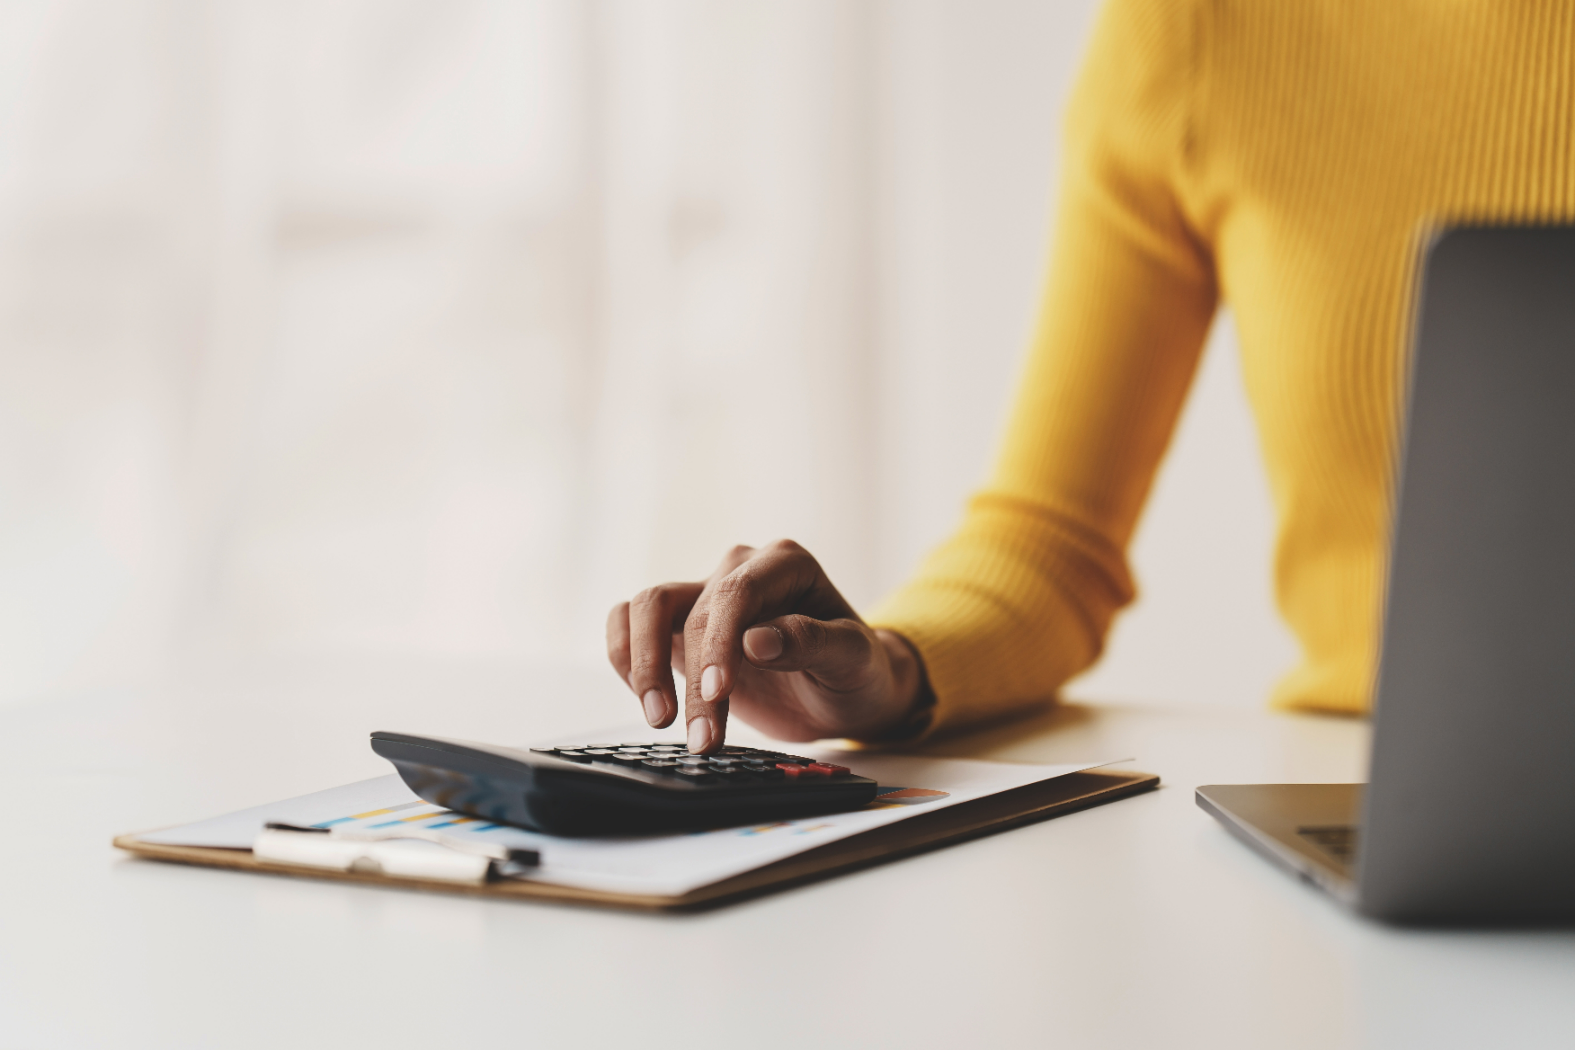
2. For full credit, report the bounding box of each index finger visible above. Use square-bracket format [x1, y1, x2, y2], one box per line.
[682, 540, 837, 751]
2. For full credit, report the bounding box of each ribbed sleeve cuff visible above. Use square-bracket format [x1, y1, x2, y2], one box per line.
[863, 510, 1128, 739]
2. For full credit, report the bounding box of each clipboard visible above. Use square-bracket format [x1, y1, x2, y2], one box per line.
[114, 768, 1157, 911]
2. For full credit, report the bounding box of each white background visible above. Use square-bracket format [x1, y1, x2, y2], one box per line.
[0, 0, 1297, 712]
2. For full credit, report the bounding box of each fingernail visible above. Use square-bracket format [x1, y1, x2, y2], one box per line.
[687, 717, 712, 753]
[701, 664, 723, 701]
[744, 626, 783, 661]
[642, 689, 665, 726]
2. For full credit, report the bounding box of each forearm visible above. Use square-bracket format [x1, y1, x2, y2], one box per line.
[866, 0, 1220, 738]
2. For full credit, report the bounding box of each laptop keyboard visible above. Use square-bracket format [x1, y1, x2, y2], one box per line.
[1297, 824, 1359, 862]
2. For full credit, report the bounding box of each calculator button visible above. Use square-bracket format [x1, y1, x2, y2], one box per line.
[708, 757, 742, 768]
[648, 745, 684, 752]
[611, 754, 647, 763]
[585, 744, 618, 749]
[530, 746, 559, 753]
[775, 756, 813, 765]
[672, 768, 718, 782]
[748, 766, 786, 781]
[641, 759, 681, 770]
[616, 747, 649, 753]
[807, 763, 848, 776]
[675, 755, 709, 766]
[583, 748, 616, 755]
[776, 763, 816, 778]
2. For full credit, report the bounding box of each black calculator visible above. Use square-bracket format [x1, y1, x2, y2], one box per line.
[370, 731, 880, 836]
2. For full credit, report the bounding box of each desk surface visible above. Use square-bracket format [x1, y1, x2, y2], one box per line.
[6, 657, 1574, 1049]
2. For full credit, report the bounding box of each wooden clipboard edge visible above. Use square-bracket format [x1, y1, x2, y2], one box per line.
[674, 768, 1159, 910]
[113, 768, 1159, 913]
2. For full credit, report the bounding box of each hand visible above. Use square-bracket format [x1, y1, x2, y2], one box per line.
[605, 540, 930, 753]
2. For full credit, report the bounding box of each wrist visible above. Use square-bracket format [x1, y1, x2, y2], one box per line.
[872, 629, 936, 742]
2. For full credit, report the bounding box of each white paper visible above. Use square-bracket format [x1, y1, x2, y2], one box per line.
[134, 749, 1118, 898]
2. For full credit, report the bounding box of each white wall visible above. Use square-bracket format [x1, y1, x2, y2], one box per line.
[0, 0, 1296, 710]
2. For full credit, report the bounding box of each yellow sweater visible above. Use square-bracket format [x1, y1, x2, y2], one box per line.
[869, 0, 1575, 734]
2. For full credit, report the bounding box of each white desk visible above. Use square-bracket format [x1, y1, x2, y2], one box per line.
[6, 657, 1574, 1049]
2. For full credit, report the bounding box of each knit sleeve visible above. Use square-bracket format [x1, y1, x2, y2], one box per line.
[866, 0, 1218, 736]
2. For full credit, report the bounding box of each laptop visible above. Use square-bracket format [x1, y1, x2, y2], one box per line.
[1197, 225, 1575, 924]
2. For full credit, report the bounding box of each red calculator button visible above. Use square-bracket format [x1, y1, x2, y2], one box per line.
[807, 763, 849, 776]
[776, 763, 813, 778]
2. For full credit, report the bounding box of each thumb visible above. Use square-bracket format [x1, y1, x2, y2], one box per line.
[742, 615, 877, 690]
